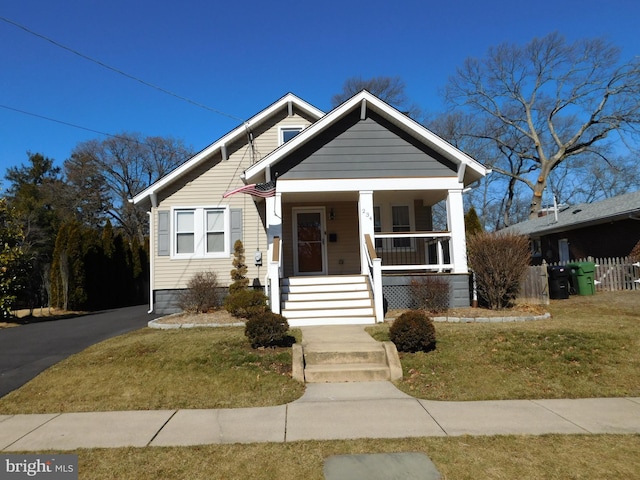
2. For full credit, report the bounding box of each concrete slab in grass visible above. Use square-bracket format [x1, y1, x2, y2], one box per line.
[420, 399, 586, 436]
[4, 410, 175, 451]
[532, 398, 640, 434]
[151, 406, 287, 446]
[286, 399, 445, 442]
[0, 414, 59, 450]
[324, 452, 441, 480]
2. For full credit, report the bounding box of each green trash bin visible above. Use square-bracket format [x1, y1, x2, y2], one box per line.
[567, 261, 596, 295]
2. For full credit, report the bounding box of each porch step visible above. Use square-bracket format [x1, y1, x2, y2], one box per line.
[298, 326, 402, 383]
[303, 343, 388, 365]
[281, 275, 376, 327]
[303, 363, 391, 383]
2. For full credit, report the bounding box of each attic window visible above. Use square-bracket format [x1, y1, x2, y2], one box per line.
[279, 126, 303, 145]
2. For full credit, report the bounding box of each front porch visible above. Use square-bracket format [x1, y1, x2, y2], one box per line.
[264, 182, 470, 325]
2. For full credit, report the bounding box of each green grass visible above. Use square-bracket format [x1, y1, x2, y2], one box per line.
[0, 327, 304, 414]
[63, 435, 640, 479]
[368, 290, 640, 400]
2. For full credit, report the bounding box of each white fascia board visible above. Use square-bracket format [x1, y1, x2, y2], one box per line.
[132, 93, 324, 205]
[277, 177, 462, 193]
[244, 91, 488, 184]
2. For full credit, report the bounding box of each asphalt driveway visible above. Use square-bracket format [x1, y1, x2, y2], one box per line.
[0, 305, 160, 398]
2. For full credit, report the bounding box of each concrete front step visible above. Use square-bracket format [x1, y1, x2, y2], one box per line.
[303, 343, 387, 365]
[303, 363, 391, 383]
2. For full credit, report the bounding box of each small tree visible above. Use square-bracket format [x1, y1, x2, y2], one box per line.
[229, 240, 249, 294]
[0, 199, 28, 317]
[464, 207, 484, 238]
[467, 232, 531, 310]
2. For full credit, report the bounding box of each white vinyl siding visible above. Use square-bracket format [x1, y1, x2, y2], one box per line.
[152, 111, 314, 289]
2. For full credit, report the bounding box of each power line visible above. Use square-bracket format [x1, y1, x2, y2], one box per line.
[0, 103, 161, 148]
[0, 15, 245, 123]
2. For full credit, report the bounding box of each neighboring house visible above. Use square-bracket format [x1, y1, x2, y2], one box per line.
[132, 91, 488, 325]
[503, 190, 640, 264]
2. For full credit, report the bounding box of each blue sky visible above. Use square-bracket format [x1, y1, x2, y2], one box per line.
[1, 0, 639, 186]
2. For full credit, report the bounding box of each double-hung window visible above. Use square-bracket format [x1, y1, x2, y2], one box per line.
[176, 210, 195, 254]
[206, 209, 225, 253]
[173, 207, 229, 258]
[392, 205, 411, 248]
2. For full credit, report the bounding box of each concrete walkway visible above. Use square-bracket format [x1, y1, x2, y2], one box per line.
[2, 382, 639, 451]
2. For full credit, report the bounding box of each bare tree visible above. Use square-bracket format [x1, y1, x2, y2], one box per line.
[332, 76, 422, 119]
[445, 32, 640, 219]
[71, 133, 192, 242]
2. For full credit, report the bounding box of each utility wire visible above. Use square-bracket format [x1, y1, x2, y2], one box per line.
[0, 103, 160, 148]
[0, 15, 245, 123]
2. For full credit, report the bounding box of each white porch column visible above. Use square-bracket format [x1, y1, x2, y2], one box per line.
[447, 188, 468, 274]
[266, 193, 283, 313]
[358, 190, 375, 275]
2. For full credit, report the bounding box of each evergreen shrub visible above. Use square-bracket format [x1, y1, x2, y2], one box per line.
[224, 288, 267, 318]
[244, 311, 290, 348]
[389, 310, 437, 353]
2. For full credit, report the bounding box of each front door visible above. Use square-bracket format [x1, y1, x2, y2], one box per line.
[293, 207, 327, 275]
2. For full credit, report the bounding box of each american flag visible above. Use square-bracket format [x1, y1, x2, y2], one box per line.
[223, 179, 276, 198]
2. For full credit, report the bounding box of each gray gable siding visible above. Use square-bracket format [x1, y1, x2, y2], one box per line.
[276, 110, 457, 180]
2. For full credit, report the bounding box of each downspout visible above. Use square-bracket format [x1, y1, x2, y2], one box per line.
[147, 192, 158, 314]
[146, 210, 154, 314]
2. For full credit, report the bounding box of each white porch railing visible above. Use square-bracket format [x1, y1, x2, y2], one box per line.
[364, 234, 384, 323]
[373, 232, 454, 272]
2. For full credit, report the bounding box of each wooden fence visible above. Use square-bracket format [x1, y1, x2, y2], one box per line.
[518, 257, 640, 305]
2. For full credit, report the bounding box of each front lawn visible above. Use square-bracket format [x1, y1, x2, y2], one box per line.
[0, 327, 304, 414]
[368, 290, 640, 400]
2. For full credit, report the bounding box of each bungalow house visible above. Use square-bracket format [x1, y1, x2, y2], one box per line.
[132, 91, 488, 325]
[503, 190, 640, 264]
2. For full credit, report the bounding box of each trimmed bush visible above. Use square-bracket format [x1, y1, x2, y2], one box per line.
[244, 311, 290, 348]
[409, 276, 450, 313]
[389, 310, 437, 353]
[229, 240, 250, 294]
[224, 288, 268, 318]
[177, 271, 222, 313]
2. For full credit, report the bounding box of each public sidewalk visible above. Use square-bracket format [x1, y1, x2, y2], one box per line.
[1, 382, 639, 451]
